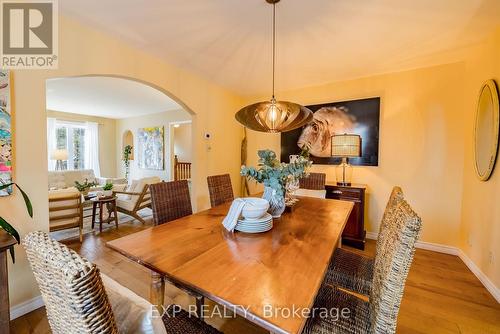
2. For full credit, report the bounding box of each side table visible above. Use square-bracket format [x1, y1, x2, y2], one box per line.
[91, 196, 119, 233]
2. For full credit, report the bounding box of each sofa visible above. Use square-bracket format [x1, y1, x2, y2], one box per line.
[48, 169, 127, 192]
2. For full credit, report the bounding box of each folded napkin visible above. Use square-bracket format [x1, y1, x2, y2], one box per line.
[222, 198, 246, 232]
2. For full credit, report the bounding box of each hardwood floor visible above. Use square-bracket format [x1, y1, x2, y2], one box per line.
[10, 215, 500, 333]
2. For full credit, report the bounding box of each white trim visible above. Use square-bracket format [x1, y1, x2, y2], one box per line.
[10, 295, 44, 320]
[365, 231, 500, 303]
[457, 249, 500, 303]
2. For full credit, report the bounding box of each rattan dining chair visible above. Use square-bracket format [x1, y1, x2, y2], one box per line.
[324, 186, 404, 295]
[23, 231, 221, 334]
[296, 172, 327, 199]
[207, 173, 234, 207]
[150, 180, 193, 226]
[149, 180, 207, 320]
[299, 172, 326, 190]
[303, 197, 422, 334]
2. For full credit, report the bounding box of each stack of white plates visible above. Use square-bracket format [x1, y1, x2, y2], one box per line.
[235, 213, 273, 233]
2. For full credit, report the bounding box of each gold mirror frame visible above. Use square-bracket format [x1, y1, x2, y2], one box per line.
[474, 79, 500, 181]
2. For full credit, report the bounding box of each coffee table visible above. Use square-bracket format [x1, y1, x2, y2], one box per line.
[90, 196, 119, 233]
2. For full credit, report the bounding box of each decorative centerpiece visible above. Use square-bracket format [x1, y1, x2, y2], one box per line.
[241, 149, 311, 218]
[74, 178, 97, 196]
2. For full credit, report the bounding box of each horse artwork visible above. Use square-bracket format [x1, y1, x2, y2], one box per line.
[281, 97, 380, 166]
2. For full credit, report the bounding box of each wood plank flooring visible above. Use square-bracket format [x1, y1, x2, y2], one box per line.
[10, 215, 500, 333]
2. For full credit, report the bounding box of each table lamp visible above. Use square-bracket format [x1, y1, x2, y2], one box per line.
[331, 134, 361, 186]
[51, 149, 68, 171]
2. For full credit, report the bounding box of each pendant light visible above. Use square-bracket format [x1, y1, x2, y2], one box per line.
[235, 0, 313, 133]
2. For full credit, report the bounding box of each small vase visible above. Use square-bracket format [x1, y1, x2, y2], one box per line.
[262, 186, 286, 218]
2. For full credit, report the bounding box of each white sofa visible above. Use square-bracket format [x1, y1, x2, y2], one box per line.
[48, 169, 127, 191]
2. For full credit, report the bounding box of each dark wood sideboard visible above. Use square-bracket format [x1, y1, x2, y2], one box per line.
[326, 183, 366, 250]
[0, 230, 16, 334]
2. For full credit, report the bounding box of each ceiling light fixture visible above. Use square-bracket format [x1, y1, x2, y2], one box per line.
[235, 0, 313, 133]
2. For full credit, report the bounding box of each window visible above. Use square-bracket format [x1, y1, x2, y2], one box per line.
[54, 122, 86, 171]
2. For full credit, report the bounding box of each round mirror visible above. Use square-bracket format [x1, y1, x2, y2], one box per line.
[474, 80, 500, 181]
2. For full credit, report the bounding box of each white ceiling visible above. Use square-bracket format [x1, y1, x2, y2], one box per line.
[46, 76, 182, 119]
[60, 0, 500, 96]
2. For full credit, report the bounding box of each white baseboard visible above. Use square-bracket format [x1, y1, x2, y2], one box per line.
[365, 231, 500, 303]
[10, 295, 44, 320]
[457, 249, 500, 303]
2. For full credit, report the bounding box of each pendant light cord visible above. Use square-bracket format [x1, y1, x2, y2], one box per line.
[272, 2, 276, 100]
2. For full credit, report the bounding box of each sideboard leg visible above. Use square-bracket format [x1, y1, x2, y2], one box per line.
[0, 250, 10, 334]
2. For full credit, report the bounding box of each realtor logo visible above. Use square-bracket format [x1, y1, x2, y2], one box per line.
[1, 0, 58, 69]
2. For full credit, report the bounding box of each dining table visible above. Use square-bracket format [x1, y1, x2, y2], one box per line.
[106, 195, 353, 334]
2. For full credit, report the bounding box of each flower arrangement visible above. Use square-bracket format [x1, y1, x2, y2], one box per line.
[241, 149, 311, 197]
[240, 148, 312, 217]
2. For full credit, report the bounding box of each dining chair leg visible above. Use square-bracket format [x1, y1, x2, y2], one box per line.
[150, 271, 165, 310]
[195, 295, 205, 319]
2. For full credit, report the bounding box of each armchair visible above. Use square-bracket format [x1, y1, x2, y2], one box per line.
[114, 176, 161, 224]
[48, 189, 84, 242]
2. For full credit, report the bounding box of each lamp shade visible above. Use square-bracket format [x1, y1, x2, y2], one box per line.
[50, 149, 68, 160]
[331, 134, 362, 158]
[235, 99, 313, 133]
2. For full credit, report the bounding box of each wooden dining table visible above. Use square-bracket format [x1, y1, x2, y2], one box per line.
[107, 196, 353, 334]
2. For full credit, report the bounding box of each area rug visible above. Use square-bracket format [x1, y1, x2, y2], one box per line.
[50, 208, 153, 241]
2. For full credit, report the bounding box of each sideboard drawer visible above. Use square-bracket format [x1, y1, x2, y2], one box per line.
[327, 187, 363, 200]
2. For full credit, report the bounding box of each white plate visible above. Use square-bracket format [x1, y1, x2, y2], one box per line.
[238, 213, 272, 223]
[235, 223, 273, 233]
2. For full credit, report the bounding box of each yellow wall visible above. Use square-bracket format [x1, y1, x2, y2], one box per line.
[46, 110, 118, 177]
[3, 15, 244, 309]
[459, 29, 500, 289]
[247, 62, 466, 246]
[247, 28, 500, 291]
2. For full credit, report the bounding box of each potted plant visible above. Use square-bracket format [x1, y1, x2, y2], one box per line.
[74, 178, 97, 195]
[241, 149, 311, 218]
[0, 182, 32, 262]
[103, 182, 113, 197]
[123, 145, 133, 181]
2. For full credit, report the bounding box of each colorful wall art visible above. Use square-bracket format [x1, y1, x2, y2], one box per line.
[0, 70, 12, 196]
[137, 126, 164, 170]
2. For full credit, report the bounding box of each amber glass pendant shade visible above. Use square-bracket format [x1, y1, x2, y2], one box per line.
[234, 0, 313, 133]
[236, 98, 313, 133]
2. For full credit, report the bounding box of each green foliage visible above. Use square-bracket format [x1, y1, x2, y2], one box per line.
[103, 182, 113, 191]
[0, 182, 33, 262]
[74, 178, 97, 192]
[240, 149, 312, 197]
[123, 145, 133, 180]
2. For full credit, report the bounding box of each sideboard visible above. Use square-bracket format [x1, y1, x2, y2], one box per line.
[0, 230, 16, 334]
[325, 183, 366, 250]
